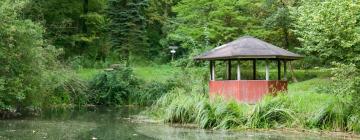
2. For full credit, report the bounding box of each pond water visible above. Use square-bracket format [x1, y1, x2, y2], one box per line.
[0, 107, 353, 140]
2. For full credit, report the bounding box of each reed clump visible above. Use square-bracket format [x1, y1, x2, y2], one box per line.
[149, 88, 360, 133]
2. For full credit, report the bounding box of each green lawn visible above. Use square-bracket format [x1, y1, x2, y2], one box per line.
[286, 78, 337, 119]
[76, 65, 180, 82]
[132, 65, 180, 82]
[288, 77, 331, 94]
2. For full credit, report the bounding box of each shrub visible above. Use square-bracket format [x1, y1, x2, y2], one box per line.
[51, 76, 89, 106]
[88, 67, 140, 106]
[316, 63, 360, 133]
[326, 63, 360, 96]
[0, 0, 87, 115]
[319, 63, 360, 127]
[87, 66, 177, 106]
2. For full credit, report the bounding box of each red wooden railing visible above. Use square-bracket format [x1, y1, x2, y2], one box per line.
[209, 80, 287, 104]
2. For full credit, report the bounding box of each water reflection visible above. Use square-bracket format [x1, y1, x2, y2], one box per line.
[0, 107, 351, 140]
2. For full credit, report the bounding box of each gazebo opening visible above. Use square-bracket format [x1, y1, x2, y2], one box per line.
[195, 36, 302, 104]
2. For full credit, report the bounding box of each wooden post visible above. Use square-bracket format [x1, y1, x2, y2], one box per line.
[209, 61, 212, 80]
[284, 60, 287, 80]
[227, 60, 231, 80]
[253, 59, 257, 80]
[277, 60, 281, 80]
[266, 59, 270, 81]
[237, 60, 241, 80]
[210, 61, 215, 81]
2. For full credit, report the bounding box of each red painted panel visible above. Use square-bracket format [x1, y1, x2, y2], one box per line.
[209, 80, 288, 104]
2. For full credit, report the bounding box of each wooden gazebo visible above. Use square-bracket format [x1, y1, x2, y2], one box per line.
[195, 36, 302, 103]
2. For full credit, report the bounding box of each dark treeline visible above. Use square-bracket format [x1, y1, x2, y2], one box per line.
[19, 0, 360, 67]
[23, 0, 178, 65]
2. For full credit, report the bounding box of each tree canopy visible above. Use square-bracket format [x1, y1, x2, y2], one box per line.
[292, 0, 360, 66]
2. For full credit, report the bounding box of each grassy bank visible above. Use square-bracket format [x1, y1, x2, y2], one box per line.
[147, 77, 360, 133]
[132, 65, 181, 82]
[73, 65, 360, 133]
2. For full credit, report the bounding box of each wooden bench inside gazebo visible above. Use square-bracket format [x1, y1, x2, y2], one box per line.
[195, 36, 302, 104]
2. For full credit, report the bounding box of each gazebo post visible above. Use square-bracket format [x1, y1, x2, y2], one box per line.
[266, 59, 270, 80]
[253, 59, 256, 80]
[227, 60, 231, 80]
[237, 60, 241, 80]
[210, 61, 215, 81]
[277, 60, 281, 80]
[284, 60, 287, 80]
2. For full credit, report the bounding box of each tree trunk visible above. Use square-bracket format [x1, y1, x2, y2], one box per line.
[283, 28, 290, 49]
[82, 0, 89, 34]
[289, 61, 298, 83]
[282, 24, 297, 82]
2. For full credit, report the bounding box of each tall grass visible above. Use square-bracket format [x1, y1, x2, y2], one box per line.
[247, 94, 296, 128]
[151, 88, 248, 129]
[148, 78, 360, 133]
[306, 97, 352, 131]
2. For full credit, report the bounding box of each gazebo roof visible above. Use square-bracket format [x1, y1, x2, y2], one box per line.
[195, 36, 302, 60]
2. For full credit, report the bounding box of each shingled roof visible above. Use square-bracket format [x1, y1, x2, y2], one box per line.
[195, 36, 302, 60]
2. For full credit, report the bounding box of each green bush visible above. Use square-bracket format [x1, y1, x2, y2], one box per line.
[88, 67, 140, 106]
[87, 66, 176, 106]
[51, 76, 89, 106]
[0, 0, 88, 115]
[316, 63, 360, 132]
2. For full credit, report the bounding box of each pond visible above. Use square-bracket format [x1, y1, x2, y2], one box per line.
[0, 107, 353, 140]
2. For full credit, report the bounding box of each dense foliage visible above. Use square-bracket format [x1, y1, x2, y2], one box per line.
[0, 0, 47, 113]
[0, 0, 88, 115]
[17, 0, 360, 67]
[292, 0, 360, 66]
[1, 0, 360, 135]
[88, 66, 176, 106]
[24, 0, 110, 60]
[107, 0, 149, 63]
[88, 67, 140, 105]
[149, 77, 360, 132]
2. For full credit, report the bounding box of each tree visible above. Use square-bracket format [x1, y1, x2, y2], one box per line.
[145, 0, 180, 62]
[292, 0, 360, 66]
[264, 0, 300, 81]
[107, 0, 149, 63]
[24, 0, 110, 61]
[163, 0, 268, 59]
[0, 0, 56, 111]
[264, 0, 299, 49]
